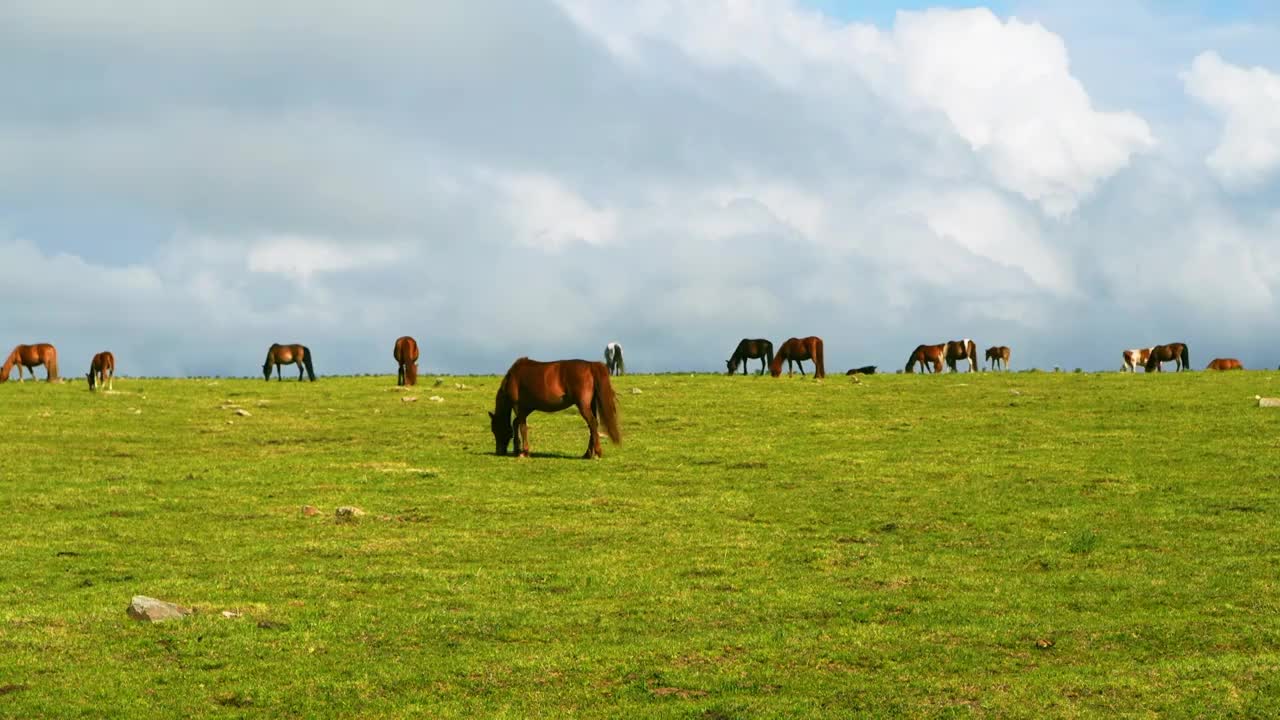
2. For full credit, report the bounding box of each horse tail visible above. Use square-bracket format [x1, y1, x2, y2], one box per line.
[303, 346, 316, 381]
[591, 363, 622, 446]
[48, 346, 59, 381]
[1181, 345, 1190, 371]
[814, 338, 825, 378]
[617, 346, 625, 375]
[764, 342, 774, 371]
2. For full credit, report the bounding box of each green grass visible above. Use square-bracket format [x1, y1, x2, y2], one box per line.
[2, 370, 1279, 718]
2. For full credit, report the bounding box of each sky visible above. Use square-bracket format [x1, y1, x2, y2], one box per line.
[4, 1, 1280, 376]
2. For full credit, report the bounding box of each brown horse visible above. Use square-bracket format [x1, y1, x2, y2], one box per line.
[770, 336, 825, 378]
[1144, 343, 1190, 372]
[726, 338, 773, 375]
[86, 351, 115, 391]
[1121, 348, 1151, 372]
[1206, 358, 1243, 371]
[945, 339, 978, 372]
[393, 336, 419, 386]
[985, 345, 1011, 371]
[1, 343, 58, 382]
[905, 344, 944, 374]
[489, 357, 621, 459]
[263, 343, 316, 381]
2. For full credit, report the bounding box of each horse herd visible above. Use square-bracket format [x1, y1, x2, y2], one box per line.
[0, 335, 1252, 461]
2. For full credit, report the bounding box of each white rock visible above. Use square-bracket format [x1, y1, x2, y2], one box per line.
[127, 595, 191, 623]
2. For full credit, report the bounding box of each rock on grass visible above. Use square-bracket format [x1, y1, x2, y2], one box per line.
[127, 595, 192, 623]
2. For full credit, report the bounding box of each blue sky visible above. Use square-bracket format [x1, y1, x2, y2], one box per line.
[4, 1, 1280, 376]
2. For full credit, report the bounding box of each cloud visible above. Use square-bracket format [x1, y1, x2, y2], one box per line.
[1185, 51, 1280, 188]
[1, 1, 1279, 375]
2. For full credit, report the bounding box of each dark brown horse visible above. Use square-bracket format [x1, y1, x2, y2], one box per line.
[490, 357, 621, 459]
[1, 343, 58, 382]
[1122, 347, 1151, 372]
[726, 338, 773, 375]
[393, 336, 419, 386]
[905, 344, 944, 374]
[945, 338, 978, 372]
[985, 345, 1011, 371]
[263, 343, 315, 381]
[1144, 343, 1190, 372]
[1206, 358, 1243, 371]
[87, 351, 115, 391]
[770, 336, 825, 378]
[846, 365, 877, 375]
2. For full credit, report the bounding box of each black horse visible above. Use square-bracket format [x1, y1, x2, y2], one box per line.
[726, 338, 774, 375]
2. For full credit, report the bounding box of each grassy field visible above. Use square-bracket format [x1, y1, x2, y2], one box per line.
[1, 369, 1278, 718]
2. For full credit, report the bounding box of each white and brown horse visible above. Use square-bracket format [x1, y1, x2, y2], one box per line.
[1144, 343, 1190, 372]
[945, 339, 978, 372]
[985, 346, 1011, 371]
[905, 344, 944, 374]
[1121, 348, 1151, 372]
[87, 351, 115, 391]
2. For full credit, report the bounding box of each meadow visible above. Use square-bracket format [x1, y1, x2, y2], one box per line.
[1, 369, 1278, 718]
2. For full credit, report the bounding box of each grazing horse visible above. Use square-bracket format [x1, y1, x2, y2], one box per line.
[262, 343, 316, 381]
[393, 336, 419, 386]
[604, 342, 625, 376]
[770, 336, 825, 378]
[726, 338, 773, 375]
[846, 366, 877, 375]
[0, 343, 58, 382]
[1144, 343, 1190, 372]
[945, 339, 978, 372]
[86, 351, 115, 391]
[489, 357, 621, 459]
[1121, 348, 1151, 372]
[985, 346, 1011, 371]
[1206, 358, 1243, 371]
[905, 344, 945, 374]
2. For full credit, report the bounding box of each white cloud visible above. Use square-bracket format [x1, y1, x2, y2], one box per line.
[495, 173, 618, 249]
[247, 235, 400, 281]
[3, 1, 1280, 374]
[556, 1, 1154, 216]
[1185, 51, 1280, 188]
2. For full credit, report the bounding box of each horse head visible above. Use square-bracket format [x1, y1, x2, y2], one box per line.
[725, 358, 737, 374]
[489, 410, 512, 456]
[86, 371, 96, 391]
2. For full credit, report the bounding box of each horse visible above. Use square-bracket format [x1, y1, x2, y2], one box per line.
[905, 344, 944, 374]
[770, 336, 825, 378]
[726, 338, 773, 375]
[1144, 343, 1190, 372]
[604, 342, 625, 376]
[846, 366, 877, 375]
[1121, 348, 1151, 372]
[985, 346, 1011, 371]
[945, 339, 978, 372]
[489, 357, 621, 459]
[263, 343, 315, 381]
[0, 343, 58, 382]
[393, 336, 419, 386]
[1206, 358, 1243, 371]
[86, 351, 115, 391]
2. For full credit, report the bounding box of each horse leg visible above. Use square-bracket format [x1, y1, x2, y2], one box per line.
[576, 396, 601, 459]
[515, 412, 532, 458]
